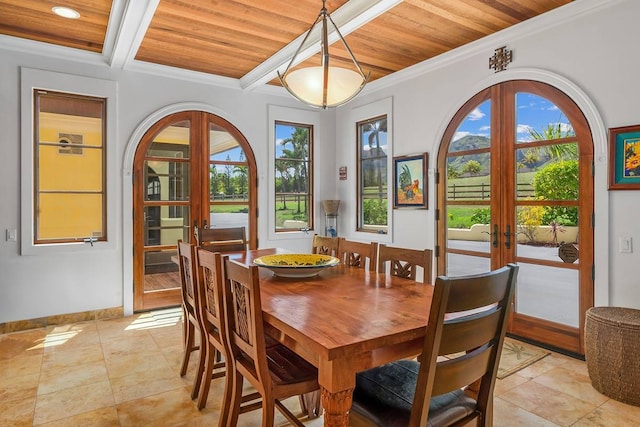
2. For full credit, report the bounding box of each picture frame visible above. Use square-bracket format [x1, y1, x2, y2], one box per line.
[393, 153, 428, 209]
[609, 125, 640, 190]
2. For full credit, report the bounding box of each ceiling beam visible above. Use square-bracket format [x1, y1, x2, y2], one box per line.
[104, 0, 160, 69]
[239, 0, 402, 91]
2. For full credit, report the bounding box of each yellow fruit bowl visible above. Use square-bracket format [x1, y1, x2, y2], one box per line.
[253, 254, 340, 278]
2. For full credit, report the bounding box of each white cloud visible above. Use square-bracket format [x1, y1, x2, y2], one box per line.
[479, 125, 491, 132]
[467, 108, 485, 121]
[452, 131, 471, 141]
[517, 124, 534, 134]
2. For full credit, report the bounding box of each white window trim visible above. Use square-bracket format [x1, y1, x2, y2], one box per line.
[347, 97, 393, 244]
[267, 105, 319, 241]
[20, 67, 117, 255]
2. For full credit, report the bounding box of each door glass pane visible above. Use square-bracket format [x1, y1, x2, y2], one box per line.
[446, 253, 491, 277]
[145, 161, 189, 201]
[446, 205, 492, 253]
[516, 144, 578, 202]
[515, 262, 579, 327]
[143, 206, 190, 246]
[515, 93, 573, 143]
[516, 207, 579, 255]
[209, 124, 250, 230]
[144, 248, 179, 291]
[147, 121, 190, 157]
[448, 100, 491, 152]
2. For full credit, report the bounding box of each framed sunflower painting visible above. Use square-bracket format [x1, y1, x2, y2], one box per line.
[609, 125, 640, 190]
[393, 153, 428, 208]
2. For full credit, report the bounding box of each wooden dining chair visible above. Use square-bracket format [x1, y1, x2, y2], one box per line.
[192, 249, 231, 411]
[338, 238, 377, 271]
[311, 234, 340, 256]
[176, 240, 203, 398]
[351, 264, 519, 427]
[377, 244, 433, 283]
[221, 257, 321, 427]
[194, 225, 248, 252]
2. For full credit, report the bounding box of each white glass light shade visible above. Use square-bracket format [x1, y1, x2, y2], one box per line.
[283, 66, 365, 108]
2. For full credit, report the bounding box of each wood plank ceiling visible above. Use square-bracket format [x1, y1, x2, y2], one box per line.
[0, 0, 572, 90]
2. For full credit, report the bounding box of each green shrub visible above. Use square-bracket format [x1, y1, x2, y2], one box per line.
[533, 160, 578, 226]
[363, 199, 387, 225]
[470, 208, 491, 224]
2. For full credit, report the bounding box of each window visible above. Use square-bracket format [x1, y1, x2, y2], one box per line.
[34, 90, 106, 244]
[274, 121, 313, 232]
[357, 115, 388, 233]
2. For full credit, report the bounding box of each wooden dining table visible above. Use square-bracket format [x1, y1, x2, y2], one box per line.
[228, 248, 434, 427]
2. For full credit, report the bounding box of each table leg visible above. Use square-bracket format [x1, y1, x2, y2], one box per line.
[320, 386, 353, 427]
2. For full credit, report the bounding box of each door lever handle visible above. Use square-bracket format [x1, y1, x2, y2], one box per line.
[504, 225, 512, 249]
[483, 224, 499, 248]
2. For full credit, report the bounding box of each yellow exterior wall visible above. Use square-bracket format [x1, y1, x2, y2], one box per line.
[38, 113, 103, 240]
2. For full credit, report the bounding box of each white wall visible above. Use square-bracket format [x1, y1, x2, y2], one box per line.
[0, 0, 638, 324]
[336, 0, 638, 308]
[0, 48, 336, 322]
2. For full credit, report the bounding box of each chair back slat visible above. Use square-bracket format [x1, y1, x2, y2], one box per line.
[439, 309, 502, 355]
[338, 238, 377, 271]
[377, 244, 432, 282]
[431, 345, 493, 396]
[195, 226, 248, 252]
[311, 234, 340, 256]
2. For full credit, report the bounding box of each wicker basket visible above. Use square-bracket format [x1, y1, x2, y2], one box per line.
[585, 306, 640, 407]
[322, 200, 340, 216]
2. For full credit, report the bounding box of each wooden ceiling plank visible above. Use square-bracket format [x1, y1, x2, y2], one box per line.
[401, 0, 502, 34]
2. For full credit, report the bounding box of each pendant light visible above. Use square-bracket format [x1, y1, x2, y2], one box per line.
[278, 0, 370, 109]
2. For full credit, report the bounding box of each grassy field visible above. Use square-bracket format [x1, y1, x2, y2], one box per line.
[445, 172, 535, 228]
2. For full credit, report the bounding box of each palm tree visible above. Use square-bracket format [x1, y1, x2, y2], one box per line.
[527, 121, 577, 161]
[280, 127, 309, 215]
[224, 155, 233, 195]
[365, 119, 388, 199]
[232, 151, 248, 198]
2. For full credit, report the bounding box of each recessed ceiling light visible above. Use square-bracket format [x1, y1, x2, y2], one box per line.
[52, 6, 80, 19]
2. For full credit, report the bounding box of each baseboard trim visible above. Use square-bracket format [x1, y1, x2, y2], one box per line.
[0, 306, 124, 334]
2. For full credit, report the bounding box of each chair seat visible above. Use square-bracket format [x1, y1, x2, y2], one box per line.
[267, 344, 318, 386]
[353, 360, 477, 427]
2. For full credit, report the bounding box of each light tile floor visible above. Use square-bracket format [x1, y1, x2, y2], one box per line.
[1, 307, 639, 427]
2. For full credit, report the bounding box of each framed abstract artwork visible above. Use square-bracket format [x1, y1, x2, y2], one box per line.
[609, 125, 640, 190]
[393, 153, 428, 208]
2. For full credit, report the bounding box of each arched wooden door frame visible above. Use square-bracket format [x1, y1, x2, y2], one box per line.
[436, 80, 594, 355]
[132, 110, 257, 311]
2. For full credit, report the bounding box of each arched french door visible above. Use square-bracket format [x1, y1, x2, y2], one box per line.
[133, 111, 257, 311]
[437, 80, 594, 355]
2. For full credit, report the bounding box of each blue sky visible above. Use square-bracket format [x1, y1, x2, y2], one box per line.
[214, 93, 570, 162]
[453, 93, 572, 142]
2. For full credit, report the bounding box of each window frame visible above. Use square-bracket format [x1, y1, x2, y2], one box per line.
[274, 120, 314, 234]
[356, 114, 389, 234]
[21, 68, 117, 255]
[33, 90, 107, 245]
[267, 105, 319, 241]
[348, 98, 393, 243]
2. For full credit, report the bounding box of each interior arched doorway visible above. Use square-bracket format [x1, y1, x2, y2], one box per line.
[132, 110, 257, 311]
[436, 80, 594, 355]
